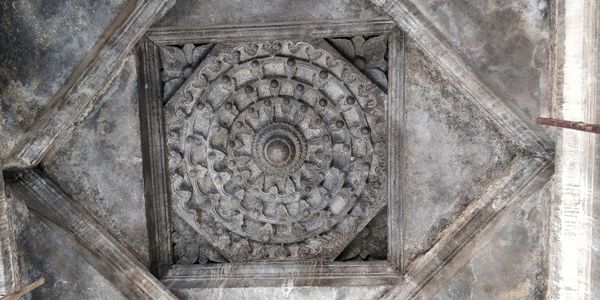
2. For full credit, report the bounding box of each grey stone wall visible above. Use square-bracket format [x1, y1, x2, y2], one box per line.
[13, 195, 126, 300]
[431, 182, 550, 300]
[157, 0, 385, 27]
[40, 55, 149, 267]
[407, 0, 551, 121]
[402, 40, 520, 268]
[0, 0, 128, 159]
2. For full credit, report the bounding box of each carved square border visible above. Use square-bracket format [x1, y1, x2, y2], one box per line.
[137, 18, 404, 289]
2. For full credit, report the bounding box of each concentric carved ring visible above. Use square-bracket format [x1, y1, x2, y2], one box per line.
[253, 122, 307, 176]
[166, 41, 387, 261]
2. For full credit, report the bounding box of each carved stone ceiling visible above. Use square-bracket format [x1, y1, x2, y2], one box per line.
[0, 0, 557, 299]
[164, 40, 387, 262]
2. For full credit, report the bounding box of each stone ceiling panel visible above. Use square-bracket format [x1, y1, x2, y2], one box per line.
[402, 40, 520, 267]
[429, 182, 550, 300]
[0, 0, 129, 160]
[39, 55, 150, 267]
[156, 0, 385, 27]
[165, 41, 388, 262]
[10, 195, 126, 300]
[398, 0, 550, 122]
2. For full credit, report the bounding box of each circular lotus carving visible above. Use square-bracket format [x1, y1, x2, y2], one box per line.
[250, 120, 307, 177]
[166, 41, 387, 261]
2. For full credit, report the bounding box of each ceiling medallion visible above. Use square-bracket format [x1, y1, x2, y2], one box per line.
[165, 41, 387, 261]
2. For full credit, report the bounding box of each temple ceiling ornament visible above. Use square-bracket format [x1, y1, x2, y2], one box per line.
[0, 0, 563, 298]
[164, 41, 388, 262]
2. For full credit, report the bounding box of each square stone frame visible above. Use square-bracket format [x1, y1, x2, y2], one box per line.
[137, 18, 405, 289]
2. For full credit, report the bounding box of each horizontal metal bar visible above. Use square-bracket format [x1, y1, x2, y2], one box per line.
[536, 117, 600, 133]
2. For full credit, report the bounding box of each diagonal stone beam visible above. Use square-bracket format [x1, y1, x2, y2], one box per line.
[368, 1, 558, 298]
[378, 157, 554, 299]
[369, 0, 554, 159]
[5, 169, 178, 300]
[0, 166, 20, 296]
[404, 174, 554, 299]
[3, 0, 175, 170]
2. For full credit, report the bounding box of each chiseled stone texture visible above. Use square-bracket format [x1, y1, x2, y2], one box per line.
[430, 182, 550, 300]
[595, 149, 600, 299]
[337, 208, 387, 261]
[164, 41, 388, 262]
[170, 286, 390, 300]
[0, 0, 127, 159]
[408, 0, 551, 121]
[39, 55, 150, 266]
[10, 192, 126, 300]
[402, 40, 520, 267]
[156, 0, 385, 27]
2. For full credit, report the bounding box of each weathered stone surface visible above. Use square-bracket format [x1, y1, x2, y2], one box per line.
[0, 167, 19, 296]
[595, 161, 600, 299]
[402, 40, 519, 267]
[172, 215, 227, 264]
[10, 194, 126, 300]
[548, 0, 600, 298]
[162, 260, 398, 289]
[40, 55, 149, 266]
[0, 0, 127, 160]
[336, 208, 387, 261]
[171, 286, 390, 300]
[156, 0, 385, 27]
[371, 0, 553, 159]
[430, 182, 550, 300]
[399, 0, 551, 121]
[8, 169, 179, 300]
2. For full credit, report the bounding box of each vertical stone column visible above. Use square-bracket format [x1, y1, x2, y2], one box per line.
[0, 166, 20, 296]
[549, 0, 600, 298]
